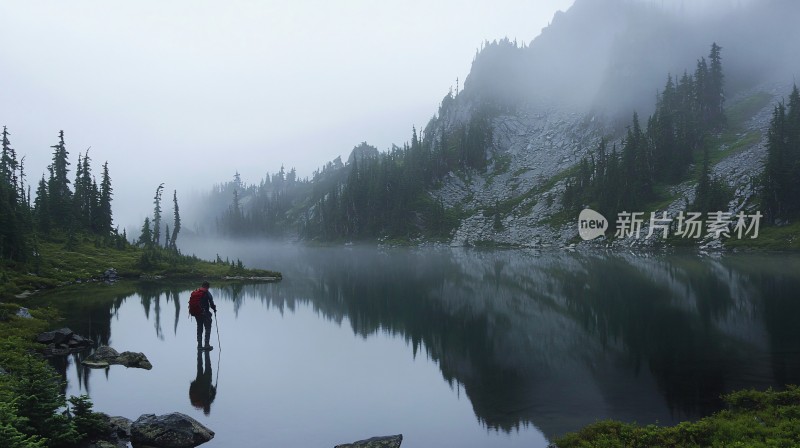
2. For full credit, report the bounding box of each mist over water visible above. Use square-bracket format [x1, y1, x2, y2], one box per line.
[31, 241, 800, 447]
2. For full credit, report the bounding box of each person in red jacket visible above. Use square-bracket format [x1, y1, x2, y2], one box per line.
[194, 281, 217, 351]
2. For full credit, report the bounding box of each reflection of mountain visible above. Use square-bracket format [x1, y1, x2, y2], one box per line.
[213, 248, 800, 438]
[36, 248, 800, 439]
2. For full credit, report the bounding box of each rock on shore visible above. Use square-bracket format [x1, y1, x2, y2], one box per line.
[334, 434, 403, 448]
[130, 413, 214, 447]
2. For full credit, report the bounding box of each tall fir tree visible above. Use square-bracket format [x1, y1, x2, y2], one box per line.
[47, 130, 72, 228]
[98, 161, 113, 234]
[170, 189, 181, 250]
[152, 183, 164, 246]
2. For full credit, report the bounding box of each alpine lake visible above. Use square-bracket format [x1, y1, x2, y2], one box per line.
[25, 242, 800, 447]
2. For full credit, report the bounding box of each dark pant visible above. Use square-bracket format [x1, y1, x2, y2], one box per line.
[195, 313, 212, 347]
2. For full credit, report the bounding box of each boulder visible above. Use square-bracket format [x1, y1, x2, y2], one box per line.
[16, 307, 33, 319]
[36, 331, 57, 344]
[89, 413, 132, 448]
[89, 346, 121, 362]
[130, 413, 214, 447]
[53, 328, 74, 344]
[35, 328, 93, 356]
[335, 435, 403, 448]
[106, 415, 132, 439]
[117, 351, 153, 370]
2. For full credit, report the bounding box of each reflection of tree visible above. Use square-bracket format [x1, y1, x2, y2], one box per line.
[36, 250, 800, 440]
[214, 249, 800, 438]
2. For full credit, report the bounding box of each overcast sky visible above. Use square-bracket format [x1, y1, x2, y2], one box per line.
[0, 0, 574, 229]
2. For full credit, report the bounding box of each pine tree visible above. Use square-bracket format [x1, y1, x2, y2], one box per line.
[34, 175, 50, 233]
[47, 130, 72, 228]
[152, 183, 164, 246]
[98, 161, 113, 234]
[170, 190, 181, 250]
[138, 217, 153, 247]
[0, 127, 28, 261]
[11, 355, 80, 447]
[707, 43, 725, 130]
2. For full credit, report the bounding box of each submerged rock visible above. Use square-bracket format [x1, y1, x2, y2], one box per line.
[130, 412, 214, 447]
[334, 434, 403, 448]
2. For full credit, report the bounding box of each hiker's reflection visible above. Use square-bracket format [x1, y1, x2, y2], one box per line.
[189, 350, 217, 415]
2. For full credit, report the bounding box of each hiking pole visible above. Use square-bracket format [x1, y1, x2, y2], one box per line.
[214, 309, 221, 351]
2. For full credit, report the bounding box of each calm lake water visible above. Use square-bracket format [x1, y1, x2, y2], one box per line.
[32, 243, 800, 447]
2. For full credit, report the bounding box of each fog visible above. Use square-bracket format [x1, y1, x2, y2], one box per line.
[2, 0, 797, 235]
[0, 0, 573, 231]
[462, 0, 798, 118]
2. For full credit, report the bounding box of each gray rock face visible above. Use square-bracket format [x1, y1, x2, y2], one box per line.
[334, 435, 403, 448]
[130, 413, 214, 448]
[83, 346, 152, 370]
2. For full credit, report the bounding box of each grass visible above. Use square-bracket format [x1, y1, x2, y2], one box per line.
[0, 232, 282, 300]
[554, 386, 800, 448]
[724, 220, 800, 251]
[726, 91, 774, 130]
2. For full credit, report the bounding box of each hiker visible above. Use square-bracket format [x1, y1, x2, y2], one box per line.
[189, 350, 217, 415]
[190, 281, 217, 351]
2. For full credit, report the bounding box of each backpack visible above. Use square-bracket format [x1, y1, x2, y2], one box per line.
[188, 288, 206, 317]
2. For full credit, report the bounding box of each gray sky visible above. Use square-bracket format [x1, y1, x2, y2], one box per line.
[0, 0, 574, 229]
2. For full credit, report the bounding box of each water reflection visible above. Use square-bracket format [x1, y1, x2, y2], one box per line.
[189, 350, 217, 415]
[36, 248, 800, 441]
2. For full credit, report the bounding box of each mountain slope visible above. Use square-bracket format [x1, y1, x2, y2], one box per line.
[194, 0, 800, 247]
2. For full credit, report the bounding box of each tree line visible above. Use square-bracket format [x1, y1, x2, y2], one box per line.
[1, 128, 122, 266]
[761, 85, 800, 224]
[212, 97, 493, 241]
[562, 43, 730, 219]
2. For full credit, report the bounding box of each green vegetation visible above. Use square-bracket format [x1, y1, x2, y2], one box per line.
[563, 43, 727, 225]
[0, 304, 110, 447]
[725, 220, 800, 250]
[555, 386, 800, 448]
[0, 234, 281, 300]
[761, 85, 800, 224]
[0, 128, 281, 301]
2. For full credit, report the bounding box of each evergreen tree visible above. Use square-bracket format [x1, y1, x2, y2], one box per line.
[98, 161, 113, 234]
[707, 42, 726, 130]
[762, 85, 800, 222]
[152, 183, 164, 246]
[138, 217, 153, 248]
[33, 175, 50, 234]
[47, 131, 72, 228]
[170, 190, 181, 250]
[10, 355, 80, 447]
[0, 127, 28, 261]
